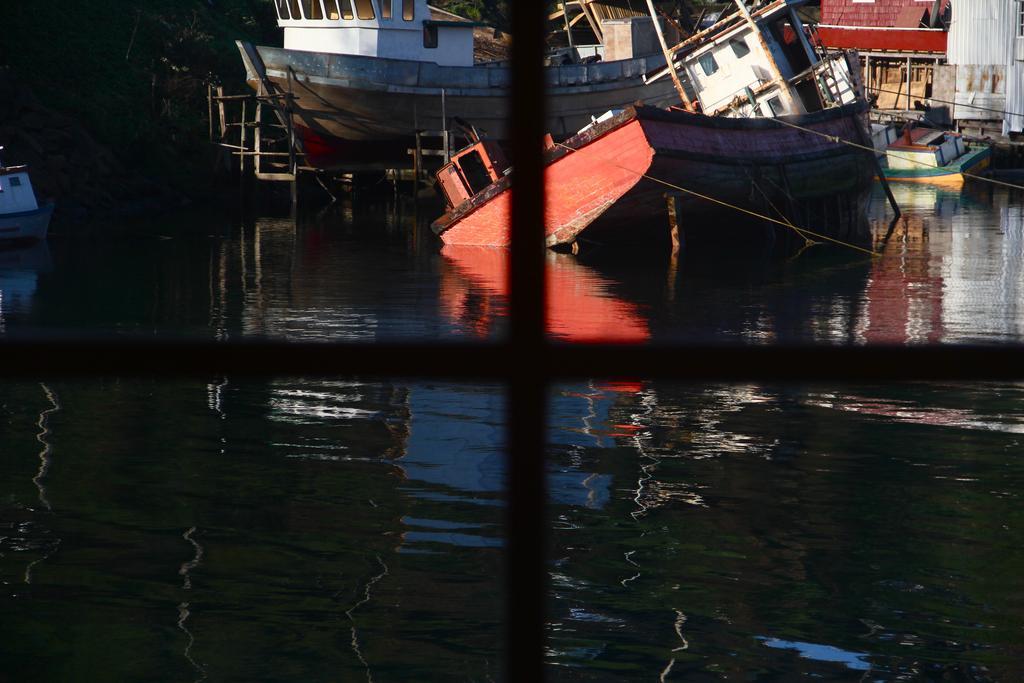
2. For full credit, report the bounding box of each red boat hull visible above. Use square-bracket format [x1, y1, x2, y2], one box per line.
[432, 104, 875, 249]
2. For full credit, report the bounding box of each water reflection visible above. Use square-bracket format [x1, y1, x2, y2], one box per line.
[544, 380, 1024, 680]
[0, 242, 50, 333]
[440, 245, 649, 343]
[0, 378, 506, 681]
[1, 188, 1023, 679]
[0, 185, 1018, 345]
[861, 184, 1024, 343]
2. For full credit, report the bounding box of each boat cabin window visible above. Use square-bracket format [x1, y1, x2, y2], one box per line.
[338, 0, 354, 20]
[766, 96, 784, 116]
[380, 0, 392, 20]
[353, 0, 375, 19]
[458, 151, 494, 196]
[323, 0, 341, 19]
[10, 176, 21, 187]
[424, 24, 438, 48]
[276, 0, 291, 19]
[301, 0, 324, 20]
[403, 0, 414, 21]
[730, 37, 751, 59]
[289, 0, 302, 21]
[698, 53, 719, 77]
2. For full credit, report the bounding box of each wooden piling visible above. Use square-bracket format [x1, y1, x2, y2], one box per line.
[207, 84, 214, 142]
[254, 102, 262, 176]
[665, 192, 684, 255]
[286, 70, 298, 205]
[239, 99, 248, 176]
[414, 131, 424, 190]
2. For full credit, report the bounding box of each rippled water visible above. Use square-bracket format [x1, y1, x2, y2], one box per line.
[1, 183, 1023, 680]
[0, 184, 1020, 344]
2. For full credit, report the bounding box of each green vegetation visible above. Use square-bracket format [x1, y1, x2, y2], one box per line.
[435, 0, 510, 29]
[1, 1, 279, 194]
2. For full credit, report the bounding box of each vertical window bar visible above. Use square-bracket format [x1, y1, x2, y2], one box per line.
[507, 0, 546, 680]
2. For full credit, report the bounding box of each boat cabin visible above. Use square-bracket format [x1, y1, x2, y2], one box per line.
[665, 0, 860, 117]
[435, 140, 509, 209]
[0, 158, 39, 217]
[273, 0, 477, 66]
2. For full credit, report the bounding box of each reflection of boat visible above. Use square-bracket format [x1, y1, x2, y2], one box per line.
[431, 0, 874, 249]
[237, 0, 679, 170]
[0, 241, 52, 329]
[439, 245, 649, 343]
[881, 126, 991, 187]
[0, 147, 53, 243]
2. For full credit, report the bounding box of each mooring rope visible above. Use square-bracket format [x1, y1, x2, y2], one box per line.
[553, 141, 880, 257]
[770, 115, 1024, 192]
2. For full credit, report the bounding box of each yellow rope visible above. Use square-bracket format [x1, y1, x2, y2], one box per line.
[553, 141, 880, 257]
[770, 116, 1024, 192]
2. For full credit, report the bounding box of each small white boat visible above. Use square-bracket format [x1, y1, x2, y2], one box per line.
[0, 146, 53, 243]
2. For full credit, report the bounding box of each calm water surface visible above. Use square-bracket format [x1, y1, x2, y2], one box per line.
[1, 184, 1023, 680]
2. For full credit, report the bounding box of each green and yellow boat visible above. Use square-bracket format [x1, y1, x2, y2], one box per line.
[880, 126, 992, 188]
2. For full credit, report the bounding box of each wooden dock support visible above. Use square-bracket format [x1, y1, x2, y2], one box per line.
[414, 131, 424, 190]
[409, 129, 454, 194]
[666, 192, 685, 256]
[239, 99, 248, 177]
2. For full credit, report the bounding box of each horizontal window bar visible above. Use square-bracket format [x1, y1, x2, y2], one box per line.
[1, 341, 1022, 380]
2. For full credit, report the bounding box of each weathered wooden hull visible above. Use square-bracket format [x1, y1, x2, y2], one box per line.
[432, 103, 875, 248]
[243, 44, 680, 169]
[0, 202, 53, 243]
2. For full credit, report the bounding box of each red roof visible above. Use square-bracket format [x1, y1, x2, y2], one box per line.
[821, 0, 948, 28]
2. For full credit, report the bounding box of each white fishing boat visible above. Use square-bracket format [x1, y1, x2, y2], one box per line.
[0, 147, 53, 243]
[236, 0, 682, 170]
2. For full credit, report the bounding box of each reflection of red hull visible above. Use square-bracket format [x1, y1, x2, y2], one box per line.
[432, 103, 873, 249]
[439, 245, 649, 344]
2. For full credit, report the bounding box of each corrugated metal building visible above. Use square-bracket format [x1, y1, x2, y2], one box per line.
[947, 0, 1024, 135]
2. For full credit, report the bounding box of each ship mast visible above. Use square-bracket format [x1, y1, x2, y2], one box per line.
[644, 0, 695, 112]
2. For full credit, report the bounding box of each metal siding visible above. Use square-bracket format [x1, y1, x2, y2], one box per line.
[947, 0, 1023, 132]
[947, 0, 1014, 65]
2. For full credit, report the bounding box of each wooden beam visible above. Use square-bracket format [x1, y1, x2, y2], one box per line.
[578, 0, 602, 43]
[645, 0, 694, 111]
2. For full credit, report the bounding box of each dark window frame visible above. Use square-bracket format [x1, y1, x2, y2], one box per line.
[423, 23, 438, 48]
[730, 36, 751, 59]
[698, 51, 719, 77]
[2, 5, 1022, 683]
